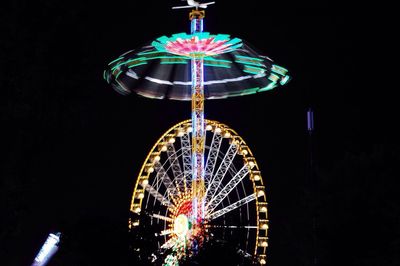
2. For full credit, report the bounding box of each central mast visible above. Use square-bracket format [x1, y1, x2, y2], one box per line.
[190, 10, 206, 223]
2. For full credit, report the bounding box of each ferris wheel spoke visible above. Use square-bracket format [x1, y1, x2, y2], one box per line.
[160, 229, 174, 236]
[205, 142, 238, 204]
[208, 225, 258, 229]
[180, 133, 192, 188]
[207, 193, 256, 220]
[150, 213, 174, 223]
[206, 164, 249, 214]
[154, 161, 178, 199]
[166, 144, 185, 192]
[204, 131, 223, 188]
[141, 183, 172, 207]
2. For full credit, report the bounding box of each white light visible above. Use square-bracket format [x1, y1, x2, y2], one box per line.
[134, 207, 141, 213]
[142, 179, 149, 186]
[173, 214, 189, 238]
[138, 193, 145, 199]
[253, 174, 261, 181]
[168, 138, 175, 144]
[248, 161, 255, 168]
[206, 125, 212, 131]
[161, 145, 168, 152]
[132, 221, 139, 226]
[177, 131, 184, 137]
[186, 127, 193, 133]
[215, 127, 222, 134]
[153, 155, 161, 162]
[257, 190, 265, 197]
[260, 258, 267, 264]
[32, 233, 60, 266]
[224, 132, 231, 138]
[261, 241, 268, 247]
[241, 149, 248, 155]
[260, 206, 267, 212]
[147, 167, 154, 173]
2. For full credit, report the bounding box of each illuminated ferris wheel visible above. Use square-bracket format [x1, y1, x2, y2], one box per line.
[104, 3, 290, 265]
[128, 119, 268, 265]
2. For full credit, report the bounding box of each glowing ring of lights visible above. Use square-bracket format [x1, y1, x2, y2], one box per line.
[129, 119, 269, 265]
[152, 32, 243, 57]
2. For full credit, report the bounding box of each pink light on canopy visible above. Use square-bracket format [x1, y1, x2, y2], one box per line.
[151, 32, 243, 57]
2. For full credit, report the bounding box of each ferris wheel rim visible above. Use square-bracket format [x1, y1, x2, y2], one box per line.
[129, 119, 268, 265]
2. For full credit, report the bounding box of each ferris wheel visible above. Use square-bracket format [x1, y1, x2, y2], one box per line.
[128, 119, 268, 264]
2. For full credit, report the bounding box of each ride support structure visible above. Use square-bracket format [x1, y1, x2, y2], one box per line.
[190, 10, 206, 223]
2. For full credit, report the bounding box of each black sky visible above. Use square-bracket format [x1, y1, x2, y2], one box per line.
[1, 1, 398, 265]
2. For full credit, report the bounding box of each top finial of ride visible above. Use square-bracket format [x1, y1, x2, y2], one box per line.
[172, 0, 215, 10]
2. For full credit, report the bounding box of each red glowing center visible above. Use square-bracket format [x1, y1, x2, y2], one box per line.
[165, 37, 231, 57]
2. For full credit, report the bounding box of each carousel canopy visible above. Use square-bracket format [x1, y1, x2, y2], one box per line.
[104, 32, 290, 100]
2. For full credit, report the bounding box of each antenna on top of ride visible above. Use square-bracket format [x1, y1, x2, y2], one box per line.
[172, 0, 215, 10]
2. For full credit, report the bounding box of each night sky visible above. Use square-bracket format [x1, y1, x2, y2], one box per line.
[1, 1, 398, 265]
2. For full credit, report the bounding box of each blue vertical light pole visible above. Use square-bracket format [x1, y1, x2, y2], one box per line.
[190, 10, 205, 223]
[307, 108, 318, 266]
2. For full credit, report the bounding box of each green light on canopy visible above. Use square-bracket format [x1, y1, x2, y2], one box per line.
[204, 63, 231, 68]
[203, 57, 232, 63]
[243, 65, 266, 75]
[235, 55, 264, 62]
[268, 73, 280, 83]
[280, 75, 290, 85]
[115, 70, 123, 79]
[271, 64, 288, 76]
[204, 58, 232, 68]
[111, 57, 147, 71]
[258, 82, 278, 92]
[127, 62, 148, 68]
[108, 56, 124, 66]
[235, 60, 265, 68]
[241, 87, 259, 95]
[243, 70, 263, 75]
[160, 58, 188, 64]
[137, 50, 167, 56]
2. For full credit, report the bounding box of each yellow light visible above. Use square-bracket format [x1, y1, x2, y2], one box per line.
[134, 207, 141, 213]
[260, 258, 266, 264]
[177, 130, 184, 137]
[132, 221, 139, 226]
[138, 193, 145, 199]
[248, 161, 255, 168]
[148, 167, 154, 173]
[257, 190, 265, 197]
[254, 174, 261, 181]
[161, 145, 168, 152]
[224, 132, 231, 138]
[241, 149, 248, 155]
[261, 241, 268, 247]
[173, 214, 189, 238]
[260, 206, 267, 212]
[261, 223, 268, 230]
[215, 127, 222, 134]
[206, 125, 212, 130]
[153, 155, 161, 162]
[169, 138, 175, 144]
[142, 179, 149, 186]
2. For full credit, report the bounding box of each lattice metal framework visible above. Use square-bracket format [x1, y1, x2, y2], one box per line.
[129, 120, 269, 265]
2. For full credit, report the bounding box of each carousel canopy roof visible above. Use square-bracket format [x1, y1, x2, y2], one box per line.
[104, 32, 290, 100]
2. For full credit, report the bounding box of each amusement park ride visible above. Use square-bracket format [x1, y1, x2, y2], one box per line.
[104, 1, 290, 265]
